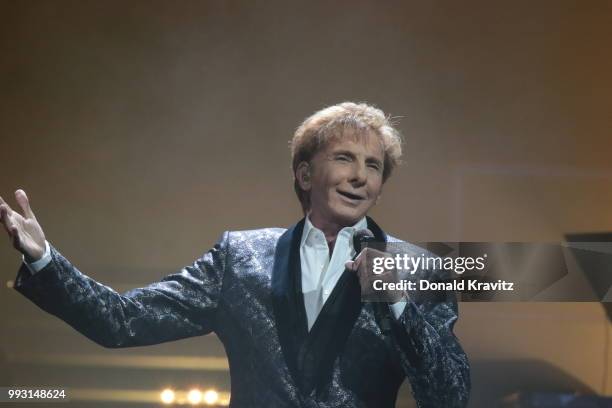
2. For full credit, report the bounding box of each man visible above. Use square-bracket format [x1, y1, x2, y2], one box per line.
[0, 102, 470, 407]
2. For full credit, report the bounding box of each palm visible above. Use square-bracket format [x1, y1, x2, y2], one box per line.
[0, 190, 45, 261]
[9, 210, 44, 255]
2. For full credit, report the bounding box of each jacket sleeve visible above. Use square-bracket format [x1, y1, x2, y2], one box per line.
[12, 232, 229, 348]
[391, 272, 470, 408]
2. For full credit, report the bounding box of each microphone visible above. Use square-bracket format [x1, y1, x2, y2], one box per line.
[353, 229, 375, 254]
[352, 229, 394, 339]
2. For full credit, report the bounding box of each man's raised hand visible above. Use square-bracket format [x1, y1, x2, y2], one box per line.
[0, 189, 46, 262]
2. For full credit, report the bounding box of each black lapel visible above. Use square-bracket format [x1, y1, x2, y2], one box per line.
[307, 215, 388, 334]
[272, 216, 389, 396]
[297, 216, 390, 396]
[271, 218, 308, 386]
[366, 216, 388, 243]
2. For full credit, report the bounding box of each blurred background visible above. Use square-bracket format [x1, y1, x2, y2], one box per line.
[1, 1, 611, 407]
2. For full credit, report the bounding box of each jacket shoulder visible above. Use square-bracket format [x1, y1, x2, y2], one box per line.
[385, 234, 436, 258]
[385, 234, 403, 243]
[223, 227, 287, 248]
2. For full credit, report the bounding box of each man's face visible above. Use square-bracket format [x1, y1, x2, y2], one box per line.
[303, 132, 384, 228]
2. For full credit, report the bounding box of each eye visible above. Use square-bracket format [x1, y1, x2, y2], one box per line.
[335, 154, 351, 162]
[367, 162, 382, 171]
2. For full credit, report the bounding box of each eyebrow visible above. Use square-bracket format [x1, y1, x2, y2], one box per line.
[332, 150, 354, 157]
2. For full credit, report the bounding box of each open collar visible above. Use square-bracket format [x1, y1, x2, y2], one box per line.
[271, 216, 387, 391]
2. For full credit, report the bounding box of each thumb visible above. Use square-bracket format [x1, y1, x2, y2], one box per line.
[15, 189, 35, 219]
[346, 250, 367, 271]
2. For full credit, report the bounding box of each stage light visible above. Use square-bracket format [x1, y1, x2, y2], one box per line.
[160, 388, 175, 404]
[203, 389, 219, 405]
[187, 389, 203, 405]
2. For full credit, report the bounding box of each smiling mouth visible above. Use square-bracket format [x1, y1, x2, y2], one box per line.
[337, 190, 365, 201]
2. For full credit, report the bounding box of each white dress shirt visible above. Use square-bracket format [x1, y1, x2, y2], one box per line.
[300, 216, 406, 331]
[25, 220, 406, 330]
[300, 216, 367, 330]
[23, 240, 52, 273]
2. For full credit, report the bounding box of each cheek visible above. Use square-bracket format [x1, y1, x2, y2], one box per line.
[327, 164, 350, 183]
[368, 179, 383, 196]
[310, 177, 333, 201]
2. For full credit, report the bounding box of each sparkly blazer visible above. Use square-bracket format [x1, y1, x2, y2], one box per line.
[13, 217, 470, 408]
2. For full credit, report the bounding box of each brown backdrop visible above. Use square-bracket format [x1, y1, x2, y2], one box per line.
[1, 1, 611, 407]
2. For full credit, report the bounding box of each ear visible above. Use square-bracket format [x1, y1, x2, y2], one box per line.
[296, 162, 312, 191]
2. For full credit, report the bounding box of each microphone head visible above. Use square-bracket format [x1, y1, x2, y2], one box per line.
[353, 228, 375, 253]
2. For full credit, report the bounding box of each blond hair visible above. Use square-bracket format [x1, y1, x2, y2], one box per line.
[290, 102, 402, 212]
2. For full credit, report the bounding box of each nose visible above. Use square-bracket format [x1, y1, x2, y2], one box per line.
[349, 161, 367, 186]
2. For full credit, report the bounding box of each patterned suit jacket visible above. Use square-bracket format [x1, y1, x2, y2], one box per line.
[13, 217, 470, 408]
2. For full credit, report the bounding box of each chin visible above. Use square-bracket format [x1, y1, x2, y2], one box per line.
[330, 208, 367, 226]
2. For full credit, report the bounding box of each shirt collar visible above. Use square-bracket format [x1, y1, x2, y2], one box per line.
[300, 215, 368, 249]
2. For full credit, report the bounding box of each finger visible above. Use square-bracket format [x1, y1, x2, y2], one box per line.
[352, 248, 370, 269]
[0, 197, 14, 214]
[345, 260, 356, 271]
[363, 247, 385, 257]
[15, 189, 35, 219]
[0, 204, 15, 231]
[10, 226, 22, 250]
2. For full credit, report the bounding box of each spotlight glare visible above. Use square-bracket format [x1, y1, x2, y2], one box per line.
[160, 388, 175, 404]
[203, 389, 219, 405]
[187, 389, 203, 405]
